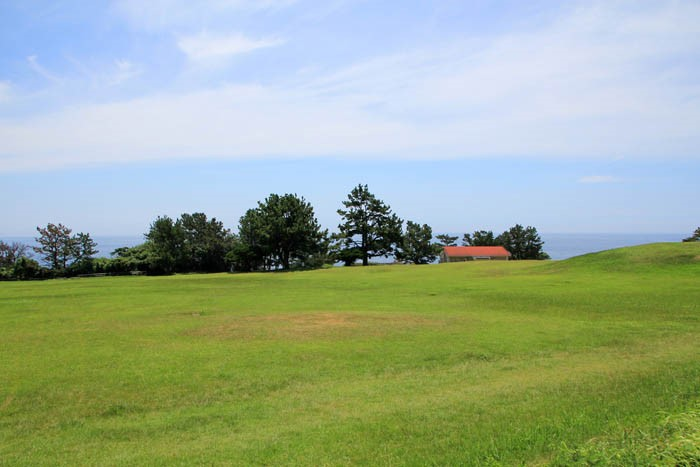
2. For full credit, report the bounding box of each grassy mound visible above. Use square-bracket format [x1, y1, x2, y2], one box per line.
[1, 246, 699, 465]
[552, 242, 700, 272]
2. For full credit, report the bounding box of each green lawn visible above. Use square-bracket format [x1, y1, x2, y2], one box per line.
[1, 243, 699, 465]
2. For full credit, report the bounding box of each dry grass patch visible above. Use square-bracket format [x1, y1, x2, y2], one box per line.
[0, 395, 13, 411]
[187, 312, 445, 341]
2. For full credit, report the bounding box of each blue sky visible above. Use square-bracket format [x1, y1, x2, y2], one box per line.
[1, 0, 698, 236]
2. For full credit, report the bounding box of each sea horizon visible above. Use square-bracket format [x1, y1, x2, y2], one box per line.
[1, 232, 687, 262]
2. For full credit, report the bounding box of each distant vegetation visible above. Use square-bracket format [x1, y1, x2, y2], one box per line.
[0, 224, 98, 280]
[459, 225, 550, 260]
[683, 226, 700, 242]
[2, 184, 564, 280]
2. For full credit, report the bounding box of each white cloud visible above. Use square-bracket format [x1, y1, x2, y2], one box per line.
[178, 32, 284, 61]
[2, 1, 700, 172]
[0, 84, 416, 172]
[293, 1, 700, 156]
[578, 175, 621, 184]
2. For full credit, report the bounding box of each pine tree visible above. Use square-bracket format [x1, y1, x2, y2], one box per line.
[396, 221, 440, 264]
[497, 224, 549, 260]
[435, 234, 459, 247]
[34, 223, 76, 271]
[336, 184, 403, 266]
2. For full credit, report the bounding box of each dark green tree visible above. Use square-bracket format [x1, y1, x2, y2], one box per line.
[74, 232, 98, 261]
[12, 257, 42, 280]
[179, 212, 233, 272]
[145, 216, 184, 274]
[329, 233, 363, 266]
[261, 194, 327, 270]
[233, 208, 270, 271]
[67, 232, 100, 275]
[396, 221, 440, 264]
[225, 240, 260, 273]
[463, 230, 499, 246]
[497, 224, 549, 260]
[110, 244, 153, 274]
[74, 232, 97, 265]
[235, 194, 328, 271]
[231, 195, 328, 271]
[682, 227, 700, 242]
[34, 223, 76, 271]
[336, 184, 403, 266]
[435, 234, 459, 247]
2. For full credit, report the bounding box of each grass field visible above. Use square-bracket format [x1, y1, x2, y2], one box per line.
[1, 242, 699, 465]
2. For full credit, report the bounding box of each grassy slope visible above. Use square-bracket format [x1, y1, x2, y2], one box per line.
[0, 242, 699, 465]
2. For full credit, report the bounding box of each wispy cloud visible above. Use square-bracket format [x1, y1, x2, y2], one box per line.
[27, 55, 61, 83]
[578, 175, 621, 184]
[65, 56, 142, 88]
[178, 32, 284, 61]
[112, 0, 298, 31]
[109, 59, 142, 85]
[0, 84, 413, 172]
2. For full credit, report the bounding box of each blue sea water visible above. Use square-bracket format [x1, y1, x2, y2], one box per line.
[540, 233, 684, 260]
[1, 233, 686, 262]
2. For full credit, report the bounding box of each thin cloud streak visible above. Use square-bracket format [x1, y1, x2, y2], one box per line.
[26, 56, 61, 83]
[108, 60, 142, 86]
[578, 175, 621, 184]
[178, 32, 285, 61]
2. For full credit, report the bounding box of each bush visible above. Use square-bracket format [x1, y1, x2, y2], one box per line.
[110, 244, 174, 275]
[67, 258, 96, 276]
[12, 257, 43, 280]
[333, 247, 362, 266]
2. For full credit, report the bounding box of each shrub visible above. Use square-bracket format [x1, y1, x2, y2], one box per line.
[12, 257, 43, 280]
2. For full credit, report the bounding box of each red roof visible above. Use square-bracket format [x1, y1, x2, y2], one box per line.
[443, 246, 511, 257]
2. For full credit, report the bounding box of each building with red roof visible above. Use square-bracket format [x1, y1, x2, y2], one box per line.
[440, 246, 511, 262]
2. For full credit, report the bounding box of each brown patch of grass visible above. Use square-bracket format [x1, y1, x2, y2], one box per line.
[0, 395, 13, 411]
[187, 312, 444, 341]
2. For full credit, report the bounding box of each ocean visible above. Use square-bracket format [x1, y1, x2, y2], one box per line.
[540, 233, 684, 260]
[1, 233, 686, 262]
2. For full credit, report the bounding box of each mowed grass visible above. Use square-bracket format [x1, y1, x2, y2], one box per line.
[1, 243, 699, 465]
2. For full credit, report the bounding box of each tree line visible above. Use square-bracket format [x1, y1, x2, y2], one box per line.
[1, 184, 551, 280]
[0, 225, 98, 280]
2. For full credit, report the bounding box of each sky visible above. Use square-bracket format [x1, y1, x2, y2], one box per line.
[0, 0, 698, 236]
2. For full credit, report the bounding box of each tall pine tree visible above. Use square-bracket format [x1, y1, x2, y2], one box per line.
[336, 184, 403, 266]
